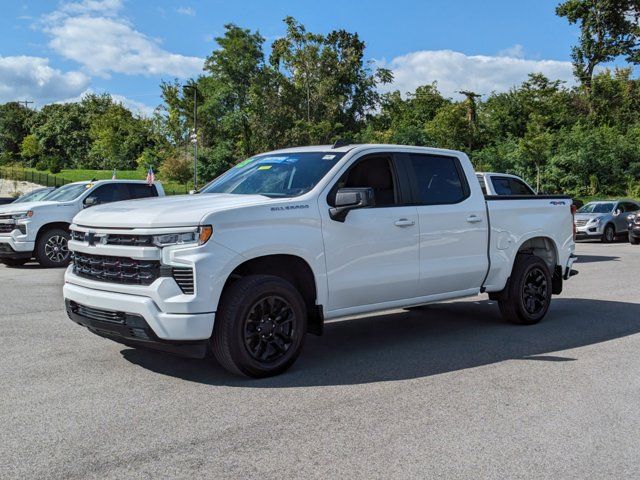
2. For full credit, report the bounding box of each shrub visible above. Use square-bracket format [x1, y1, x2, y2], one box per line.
[160, 154, 192, 184]
[47, 156, 64, 174]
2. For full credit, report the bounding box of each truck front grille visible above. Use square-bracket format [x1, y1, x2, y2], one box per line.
[71, 251, 195, 293]
[72, 252, 160, 286]
[70, 230, 153, 246]
[0, 223, 15, 233]
[575, 219, 588, 227]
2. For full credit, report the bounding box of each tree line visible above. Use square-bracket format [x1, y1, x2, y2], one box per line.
[1, 1, 639, 196]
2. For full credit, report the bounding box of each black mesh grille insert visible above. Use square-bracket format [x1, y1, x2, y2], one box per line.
[72, 252, 160, 285]
[172, 267, 195, 294]
[0, 223, 15, 233]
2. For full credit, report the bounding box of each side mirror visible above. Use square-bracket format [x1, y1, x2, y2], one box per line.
[84, 196, 99, 208]
[614, 209, 622, 216]
[329, 187, 375, 222]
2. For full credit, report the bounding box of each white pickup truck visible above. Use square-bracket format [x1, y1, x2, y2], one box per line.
[0, 180, 164, 267]
[63, 144, 577, 378]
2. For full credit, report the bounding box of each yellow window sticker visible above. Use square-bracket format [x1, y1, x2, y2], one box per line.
[257, 165, 272, 170]
[85, 183, 93, 188]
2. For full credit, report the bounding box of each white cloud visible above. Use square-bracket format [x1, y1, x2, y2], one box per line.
[379, 49, 575, 99]
[177, 6, 195, 16]
[497, 44, 525, 59]
[43, 0, 204, 78]
[0, 55, 90, 104]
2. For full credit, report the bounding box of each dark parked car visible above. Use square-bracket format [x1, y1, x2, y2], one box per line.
[0, 197, 13, 205]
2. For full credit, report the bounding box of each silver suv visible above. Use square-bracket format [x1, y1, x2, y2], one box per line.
[575, 200, 640, 242]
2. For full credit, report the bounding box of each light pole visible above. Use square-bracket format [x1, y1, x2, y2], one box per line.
[187, 83, 198, 191]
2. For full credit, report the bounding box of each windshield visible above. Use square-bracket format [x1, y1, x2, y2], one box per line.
[578, 202, 615, 214]
[200, 152, 345, 197]
[44, 183, 88, 202]
[13, 188, 53, 203]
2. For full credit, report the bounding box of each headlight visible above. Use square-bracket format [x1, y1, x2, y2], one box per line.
[590, 216, 602, 225]
[152, 225, 212, 247]
[12, 211, 33, 220]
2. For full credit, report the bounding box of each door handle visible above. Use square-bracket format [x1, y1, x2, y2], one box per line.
[394, 218, 415, 227]
[466, 215, 482, 223]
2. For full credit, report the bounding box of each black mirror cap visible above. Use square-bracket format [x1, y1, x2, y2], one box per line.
[329, 187, 375, 222]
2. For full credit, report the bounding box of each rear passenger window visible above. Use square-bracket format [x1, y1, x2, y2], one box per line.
[409, 154, 468, 204]
[490, 177, 534, 195]
[128, 184, 158, 199]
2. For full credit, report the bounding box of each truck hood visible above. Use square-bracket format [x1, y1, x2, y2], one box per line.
[0, 200, 67, 214]
[72, 193, 273, 228]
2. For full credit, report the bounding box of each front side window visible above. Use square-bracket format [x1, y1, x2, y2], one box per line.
[201, 152, 345, 198]
[331, 154, 398, 207]
[410, 154, 468, 204]
[44, 183, 87, 202]
[89, 184, 131, 204]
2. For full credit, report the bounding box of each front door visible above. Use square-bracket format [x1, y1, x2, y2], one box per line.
[320, 153, 419, 312]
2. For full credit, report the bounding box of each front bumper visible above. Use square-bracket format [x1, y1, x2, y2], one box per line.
[0, 234, 34, 257]
[0, 242, 32, 259]
[575, 224, 602, 239]
[63, 282, 215, 342]
[65, 299, 208, 358]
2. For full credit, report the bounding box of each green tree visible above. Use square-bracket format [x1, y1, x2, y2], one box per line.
[20, 134, 42, 163]
[0, 102, 34, 162]
[556, 0, 640, 93]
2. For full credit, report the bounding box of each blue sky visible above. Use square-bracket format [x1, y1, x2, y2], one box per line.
[0, 0, 600, 114]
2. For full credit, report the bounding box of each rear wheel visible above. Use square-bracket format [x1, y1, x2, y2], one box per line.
[0, 257, 29, 267]
[36, 228, 71, 268]
[211, 275, 307, 378]
[601, 224, 615, 243]
[498, 255, 552, 325]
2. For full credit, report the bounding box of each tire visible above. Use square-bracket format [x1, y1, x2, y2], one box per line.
[601, 224, 615, 243]
[211, 275, 307, 378]
[630, 235, 639, 245]
[0, 257, 29, 267]
[36, 228, 71, 268]
[498, 255, 552, 325]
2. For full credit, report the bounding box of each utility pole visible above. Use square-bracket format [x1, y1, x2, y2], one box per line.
[458, 91, 482, 151]
[188, 83, 198, 191]
[17, 100, 34, 109]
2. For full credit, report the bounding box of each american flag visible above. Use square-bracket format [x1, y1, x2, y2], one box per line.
[146, 167, 155, 185]
[111, 168, 116, 180]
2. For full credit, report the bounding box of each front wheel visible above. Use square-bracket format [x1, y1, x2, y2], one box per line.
[601, 224, 615, 243]
[498, 255, 552, 325]
[211, 275, 307, 378]
[630, 235, 639, 245]
[36, 228, 71, 268]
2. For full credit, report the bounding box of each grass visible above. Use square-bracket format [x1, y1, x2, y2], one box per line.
[20, 168, 192, 195]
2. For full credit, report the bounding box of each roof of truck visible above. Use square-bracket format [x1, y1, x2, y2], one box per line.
[263, 143, 464, 156]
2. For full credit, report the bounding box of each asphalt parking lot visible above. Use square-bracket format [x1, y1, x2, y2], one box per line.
[2, 241, 639, 479]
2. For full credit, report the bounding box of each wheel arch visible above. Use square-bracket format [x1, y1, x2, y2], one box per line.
[220, 254, 323, 335]
[35, 221, 71, 243]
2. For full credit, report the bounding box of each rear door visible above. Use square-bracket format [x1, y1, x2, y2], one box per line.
[403, 153, 489, 296]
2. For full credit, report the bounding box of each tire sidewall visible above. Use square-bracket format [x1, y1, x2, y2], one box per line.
[513, 256, 552, 324]
[36, 228, 71, 268]
[603, 224, 615, 243]
[220, 277, 307, 377]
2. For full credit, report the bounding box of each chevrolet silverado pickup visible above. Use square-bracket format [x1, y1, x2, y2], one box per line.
[63, 144, 577, 378]
[0, 180, 164, 267]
